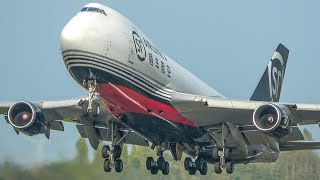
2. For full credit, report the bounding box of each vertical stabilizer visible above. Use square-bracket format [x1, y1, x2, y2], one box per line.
[250, 44, 289, 102]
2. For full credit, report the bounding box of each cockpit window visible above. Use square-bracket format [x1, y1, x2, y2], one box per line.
[80, 7, 107, 16]
[81, 7, 88, 12]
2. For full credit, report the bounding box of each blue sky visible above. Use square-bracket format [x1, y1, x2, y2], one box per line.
[0, 0, 320, 164]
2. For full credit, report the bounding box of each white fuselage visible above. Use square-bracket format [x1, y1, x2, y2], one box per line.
[60, 3, 223, 99]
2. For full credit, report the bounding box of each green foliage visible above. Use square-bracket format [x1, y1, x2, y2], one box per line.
[1, 129, 319, 180]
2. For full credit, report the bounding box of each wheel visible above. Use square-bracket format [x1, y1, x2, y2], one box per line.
[146, 157, 154, 170]
[200, 162, 207, 175]
[113, 145, 122, 159]
[103, 159, 112, 172]
[92, 102, 100, 117]
[81, 101, 89, 117]
[161, 162, 169, 175]
[157, 156, 165, 170]
[188, 167, 196, 175]
[226, 162, 234, 174]
[184, 157, 192, 170]
[224, 148, 232, 160]
[212, 148, 219, 160]
[102, 145, 110, 159]
[150, 167, 158, 175]
[115, 159, 123, 173]
[214, 162, 222, 174]
[195, 158, 204, 171]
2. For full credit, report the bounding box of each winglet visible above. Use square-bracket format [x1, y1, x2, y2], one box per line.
[250, 44, 289, 102]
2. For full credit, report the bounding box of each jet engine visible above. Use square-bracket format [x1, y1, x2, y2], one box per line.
[7, 101, 47, 136]
[253, 104, 292, 138]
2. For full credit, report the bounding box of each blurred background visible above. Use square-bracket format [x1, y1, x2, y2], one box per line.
[0, 0, 320, 179]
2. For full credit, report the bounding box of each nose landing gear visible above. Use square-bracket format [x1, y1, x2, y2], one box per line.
[80, 79, 100, 117]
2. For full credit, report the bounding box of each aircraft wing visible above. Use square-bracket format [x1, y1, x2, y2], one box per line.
[1, 99, 82, 122]
[0, 99, 149, 149]
[171, 91, 320, 127]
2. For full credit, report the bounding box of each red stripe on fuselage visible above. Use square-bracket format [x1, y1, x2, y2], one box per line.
[97, 83, 197, 127]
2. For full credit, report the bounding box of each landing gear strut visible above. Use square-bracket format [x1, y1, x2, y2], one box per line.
[102, 122, 124, 173]
[146, 144, 170, 175]
[213, 123, 235, 174]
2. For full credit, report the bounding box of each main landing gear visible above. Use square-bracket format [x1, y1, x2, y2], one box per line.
[184, 157, 208, 175]
[80, 78, 124, 173]
[102, 144, 123, 172]
[214, 147, 234, 174]
[102, 122, 124, 173]
[146, 144, 170, 175]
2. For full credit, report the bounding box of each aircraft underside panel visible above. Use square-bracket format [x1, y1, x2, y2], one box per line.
[67, 64, 206, 144]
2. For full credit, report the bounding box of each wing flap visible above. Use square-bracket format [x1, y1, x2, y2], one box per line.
[280, 141, 320, 151]
[76, 124, 149, 146]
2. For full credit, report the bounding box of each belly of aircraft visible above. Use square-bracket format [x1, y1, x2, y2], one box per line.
[63, 50, 204, 143]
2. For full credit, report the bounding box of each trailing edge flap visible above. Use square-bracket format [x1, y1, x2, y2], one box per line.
[250, 44, 289, 102]
[280, 141, 320, 151]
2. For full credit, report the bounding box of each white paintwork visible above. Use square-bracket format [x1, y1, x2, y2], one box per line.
[60, 3, 223, 98]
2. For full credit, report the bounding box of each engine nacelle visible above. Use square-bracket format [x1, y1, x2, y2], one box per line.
[7, 101, 46, 136]
[253, 104, 292, 138]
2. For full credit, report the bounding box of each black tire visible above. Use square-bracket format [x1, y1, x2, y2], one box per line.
[92, 102, 100, 117]
[82, 101, 89, 117]
[146, 157, 154, 170]
[115, 159, 123, 173]
[150, 167, 158, 175]
[157, 156, 165, 170]
[200, 162, 208, 175]
[102, 145, 110, 159]
[113, 145, 122, 159]
[224, 148, 232, 160]
[188, 167, 196, 175]
[195, 158, 204, 171]
[184, 157, 192, 170]
[214, 162, 222, 174]
[212, 148, 219, 160]
[226, 162, 234, 174]
[162, 162, 169, 175]
[104, 159, 112, 172]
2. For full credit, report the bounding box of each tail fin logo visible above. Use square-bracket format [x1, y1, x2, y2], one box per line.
[268, 52, 284, 101]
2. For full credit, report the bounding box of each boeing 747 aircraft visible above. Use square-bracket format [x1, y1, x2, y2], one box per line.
[2, 3, 320, 175]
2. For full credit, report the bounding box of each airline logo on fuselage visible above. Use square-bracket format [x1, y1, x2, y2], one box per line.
[268, 52, 284, 101]
[132, 31, 146, 61]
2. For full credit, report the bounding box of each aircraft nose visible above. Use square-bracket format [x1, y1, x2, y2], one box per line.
[60, 14, 106, 54]
[60, 16, 85, 52]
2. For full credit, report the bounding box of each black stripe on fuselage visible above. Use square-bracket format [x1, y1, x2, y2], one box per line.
[64, 55, 171, 97]
[62, 49, 169, 92]
[67, 61, 172, 102]
[64, 57, 171, 98]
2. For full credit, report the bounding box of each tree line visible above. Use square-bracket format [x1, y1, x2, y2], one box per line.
[0, 129, 319, 180]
